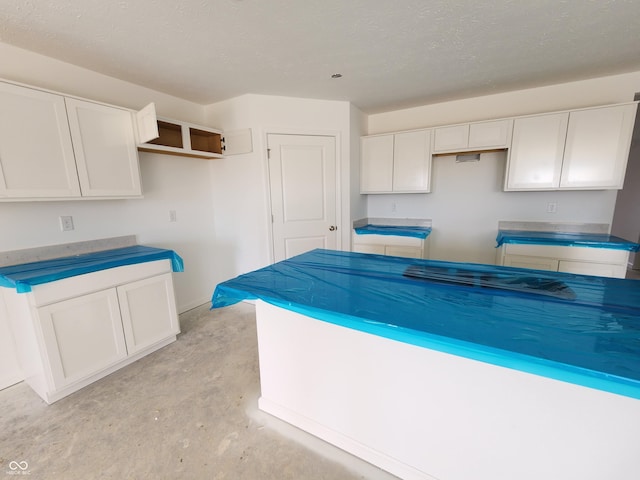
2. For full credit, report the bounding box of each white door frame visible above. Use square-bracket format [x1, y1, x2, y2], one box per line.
[262, 127, 342, 264]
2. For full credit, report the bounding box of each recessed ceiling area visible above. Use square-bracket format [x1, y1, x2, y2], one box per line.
[1, 0, 639, 114]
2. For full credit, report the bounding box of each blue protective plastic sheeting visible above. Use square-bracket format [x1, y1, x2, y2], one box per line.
[211, 249, 640, 399]
[0, 245, 184, 293]
[354, 224, 432, 239]
[496, 230, 640, 252]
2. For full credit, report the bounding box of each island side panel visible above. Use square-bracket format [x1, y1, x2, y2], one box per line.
[255, 300, 640, 480]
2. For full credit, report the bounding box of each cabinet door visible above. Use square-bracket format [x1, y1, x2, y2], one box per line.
[505, 113, 568, 190]
[558, 261, 626, 278]
[385, 245, 423, 259]
[0, 82, 81, 198]
[433, 124, 469, 152]
[468, 120, 512, 149]
[117, 273, 179, 355]
[503, 254, 559, 272]
[361, 135, 394, 193]
[37, 289, 127, 389]
[560, 104, 637, 190]
[393, 130, 431, 192]
[66, 98, 142, 197]
[352, 244, 385, 255]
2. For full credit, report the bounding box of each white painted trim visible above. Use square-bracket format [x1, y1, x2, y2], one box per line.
[259, 397, 437, 480]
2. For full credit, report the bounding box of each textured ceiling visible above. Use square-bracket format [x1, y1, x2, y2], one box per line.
[1, 0, 639, 113]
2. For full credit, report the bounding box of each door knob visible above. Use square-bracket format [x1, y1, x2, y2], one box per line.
[329, 225, 337, 231]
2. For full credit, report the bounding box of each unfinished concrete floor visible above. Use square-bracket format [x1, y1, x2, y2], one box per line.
[0, 302, 398, 480]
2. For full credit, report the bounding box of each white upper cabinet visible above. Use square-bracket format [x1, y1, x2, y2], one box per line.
[361, 130, 431, 194]
[433, 119, 512, 154]
[66, 98, 142, 197]
[393, 130, 432, 192]
[505, 112, 569, 190]
[360, 134, 394, 193]
[0, 82, 81, 198]
[137, 105, 253, 159]
[560, 104, 637, 189]
[506, 103, 637, 191]
[0, 79, 143, 200]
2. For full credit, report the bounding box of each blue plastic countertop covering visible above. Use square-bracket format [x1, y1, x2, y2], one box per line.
[0, 245, 184, 293]
[211, 248, 640, 400]
[354, 224, 432, 239]
[496, 229, 640, 252]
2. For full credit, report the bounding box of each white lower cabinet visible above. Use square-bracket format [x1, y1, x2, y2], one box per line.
[3, 261, 179, 403]
[498, 244, 629, 278]
[38, 288, 128, 390]
[352, 232, 429, 259]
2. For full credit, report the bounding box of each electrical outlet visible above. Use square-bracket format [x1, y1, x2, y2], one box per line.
[391, 202, 397, 213]
[547, 202, 557, 214]
[59, 216, 74, 231]
[169, 210, 177, 222]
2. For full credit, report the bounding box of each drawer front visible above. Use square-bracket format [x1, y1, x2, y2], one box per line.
[30, 260, 172, 307]
[384, 245, 424, 259]
[353, 232, 423, 247]
[504, 244, 628, 264]
[503, 254, 559, 272]
[558, 261, 627, 279]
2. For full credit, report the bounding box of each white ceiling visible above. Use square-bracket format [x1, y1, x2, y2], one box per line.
[1, 0, 639, 113]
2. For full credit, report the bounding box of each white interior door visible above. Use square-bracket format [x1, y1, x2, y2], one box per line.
[267, 134, 337, 262]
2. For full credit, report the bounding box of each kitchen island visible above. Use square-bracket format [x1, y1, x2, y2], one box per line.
[211, 249, 640, 480]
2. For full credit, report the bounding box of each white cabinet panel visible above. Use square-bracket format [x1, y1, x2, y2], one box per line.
[469, 120, 512, 149]
[385, 245, 423, 258]
[66, 98, 142, 197]
[505, 113, 568, 190]
[38, 288, 127, 389]
[360, 134, 394, 193]
[353, 231, 428, 259]
[558, 261, 626, 278]
[392, 130, 431, 192]
[506, 103, 636, 191]
[498, 244, 630, 278]
[560, 104, 637, 189]
[4, 260, 179, 403]
[433, 124, 468, 152]
[0, 82, 80, 198]
[433, 120, 512, 153]
[0, 292, 22, 390]
[352, 244, 385, 255]
[503, 255, 559, 272]
[361, 130, 431, 194]
[118, 273, 179, 355]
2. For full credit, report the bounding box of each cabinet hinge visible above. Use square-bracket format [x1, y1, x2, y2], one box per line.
[267, 148, 271, 159]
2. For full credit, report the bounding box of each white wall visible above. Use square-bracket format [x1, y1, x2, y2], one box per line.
[350, 103, 368, 222]
[0, 43, 217, 312]
[368, 71, 640, 134]
[204, 94, 352, 284]
[364, 71, 640, 263]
